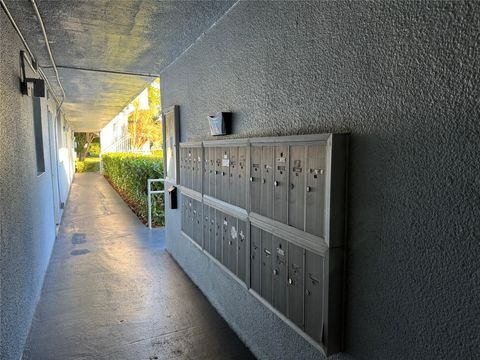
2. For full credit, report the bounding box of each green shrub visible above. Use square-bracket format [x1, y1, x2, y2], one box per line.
[76, 157, 100, 173]
[88, 143, 100, 157]
[102, 153, 164, 226]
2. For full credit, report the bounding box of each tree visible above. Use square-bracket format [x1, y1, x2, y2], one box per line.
[128, 79, 162, 150]
[75, 132, 98, 161]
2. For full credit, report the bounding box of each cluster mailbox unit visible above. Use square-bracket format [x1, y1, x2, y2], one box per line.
[179, 134, 347, 355]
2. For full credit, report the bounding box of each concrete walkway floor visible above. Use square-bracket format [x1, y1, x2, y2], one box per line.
[23, 173, 254, 360]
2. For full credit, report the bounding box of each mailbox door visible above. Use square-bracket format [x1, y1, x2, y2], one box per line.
[250, 146, 262, 214]
[214, 209, 223, 261]
[305, 144, 326, 237]
[237, 146, 247, 209]
[220, 214, 227, 266]
[227, 215, 238, 274]
[208, 147, 216, 198]
[203, 204, 210, 252]
[288, 243, 304, 329]
[250, 225, 262, 293]
[179, 147, 185, 186]
[272, 236, 287, 315]
[221, 148, 230, 202]
[289, 145, 306, 231]
[209, 206, 216, 255]
[305, 250, 324, 343]
[261, 230, 273, 303]
[203, 147, 209, 196]
[229, 147, 238, 205]
[237, 219, 247, 282]
[260, 146, 274, 219]
[192, 147, 198, 192]
[274, 145, 289, 224]
[215, 148, 223, 200]
[186, 148, 192, 189]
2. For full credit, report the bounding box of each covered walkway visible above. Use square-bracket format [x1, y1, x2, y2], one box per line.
[23, 173, 254, 360]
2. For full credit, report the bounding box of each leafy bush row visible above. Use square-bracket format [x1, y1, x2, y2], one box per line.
[75, 157, 100, 173]
[102, 153, 164, 226]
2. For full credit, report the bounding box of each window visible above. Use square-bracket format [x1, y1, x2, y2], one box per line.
[32, 97, 45, 174]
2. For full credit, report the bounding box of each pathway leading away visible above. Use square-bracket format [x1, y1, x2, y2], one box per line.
[23, 173, 254, 360]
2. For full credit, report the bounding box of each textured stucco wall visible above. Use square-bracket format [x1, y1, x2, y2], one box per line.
[0, 9, 71, 360]
[161, 1, 480, 359]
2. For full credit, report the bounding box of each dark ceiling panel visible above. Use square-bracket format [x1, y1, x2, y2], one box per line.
[3, 0, 235, 130]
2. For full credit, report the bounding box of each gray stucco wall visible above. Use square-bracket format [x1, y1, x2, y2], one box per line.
[161, 1, 480, 359]
[0, 9, 72, 360]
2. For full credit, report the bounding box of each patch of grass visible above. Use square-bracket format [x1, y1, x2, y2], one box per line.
[76, 157, 100, 173]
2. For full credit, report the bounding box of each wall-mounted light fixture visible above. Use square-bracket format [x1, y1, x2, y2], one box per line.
[20, 50, 45, 97]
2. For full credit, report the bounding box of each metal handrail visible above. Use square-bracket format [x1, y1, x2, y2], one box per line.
[147, 178, 164, 229]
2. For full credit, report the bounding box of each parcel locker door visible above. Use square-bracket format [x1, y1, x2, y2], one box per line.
[203, 204, 210, 252]
[305, 144, 326, 237]
[209, 206, 215, 255]
[237, 146, 247, 209]
[260, 146, 274, 219]
[250, 146, 262, 214]
[221, 148, 230, 202]
[237, 219, 247, 282]
[203, 147, 209, 196]
[229, 147, 238, 205]
[208, 147, 216, 198]
[214, 209, 223, 261]
[272, 236, 287, 315]
[227, 215, 238, 274]
[274, 145, 289, 224]
[305, 250, 324, 343]
[261, 230, 273, 303]
[221, 214, 229, 267]
[215, 148, 223, 200]
[250, 226, 262, 293]
[288, 243, 304, 328]
[289, 145, 306, 231]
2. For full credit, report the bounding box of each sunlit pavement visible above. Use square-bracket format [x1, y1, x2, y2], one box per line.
[23, 172, 254, 360]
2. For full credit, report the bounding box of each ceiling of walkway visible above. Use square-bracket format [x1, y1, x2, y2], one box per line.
[3, 0, 235, 131]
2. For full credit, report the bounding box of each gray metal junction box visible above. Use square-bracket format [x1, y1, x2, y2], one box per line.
[179, 133, 348, 356]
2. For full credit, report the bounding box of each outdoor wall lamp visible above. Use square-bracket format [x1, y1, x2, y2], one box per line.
[20, 50, 45, 97]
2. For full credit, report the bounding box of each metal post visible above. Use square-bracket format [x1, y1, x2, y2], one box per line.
[147, 178, 165, 229]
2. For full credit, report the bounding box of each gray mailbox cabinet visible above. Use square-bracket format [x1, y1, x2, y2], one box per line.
[179, 134, 347, 356]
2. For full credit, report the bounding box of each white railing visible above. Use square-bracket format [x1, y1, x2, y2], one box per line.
[147, 178, 164, 229]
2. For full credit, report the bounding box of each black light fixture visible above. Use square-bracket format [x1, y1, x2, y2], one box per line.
[20, 50, 45, 97]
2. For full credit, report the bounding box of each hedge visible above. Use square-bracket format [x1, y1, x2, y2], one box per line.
[102, 153, 164, 226]
[75, 157, 100, 173]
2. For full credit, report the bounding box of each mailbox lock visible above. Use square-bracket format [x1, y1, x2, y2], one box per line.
[290, 183, 294, 189]
[273, 269, 279, 275]
[288, 278, 294, 285]
[274, 180, 279, 187]
[306, 186, 311, 192]
[215, 170, 218, 175]
[249, 177, 254, 182]
[262, 178, 266, 184]
[305, 289, 311, 296]
[229, 240, 233, 245]
[222, 172, 225, 176]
